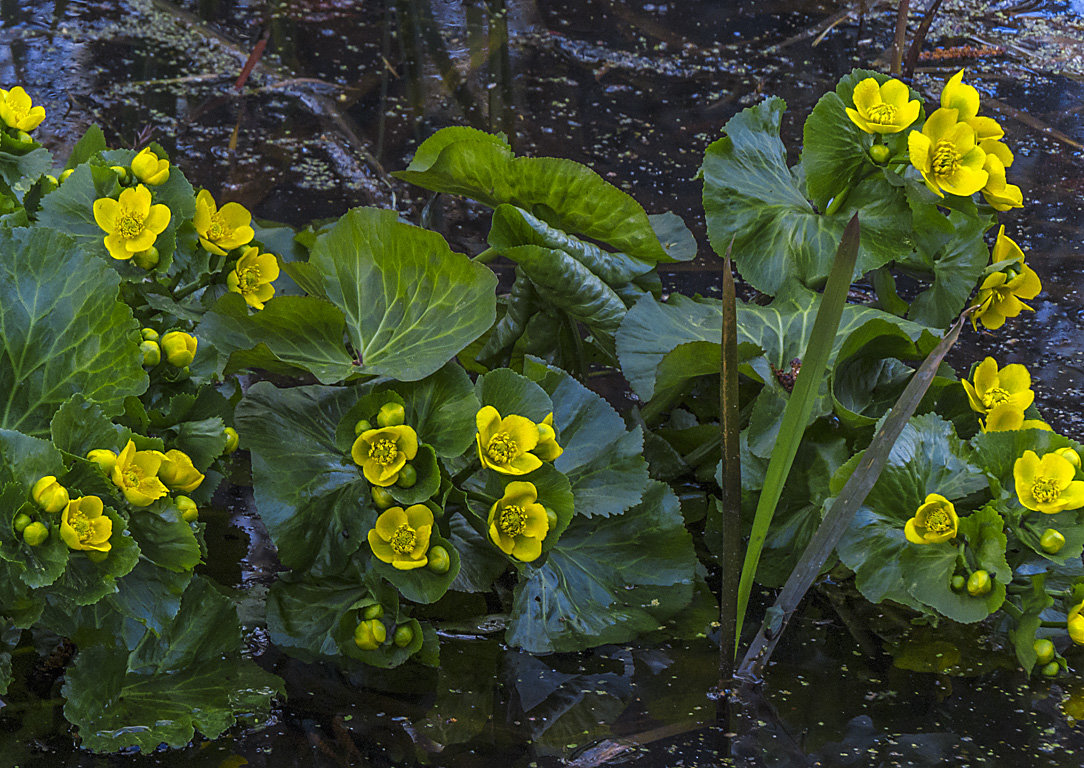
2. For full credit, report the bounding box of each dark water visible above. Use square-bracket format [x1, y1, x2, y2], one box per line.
[3, 0, 1084, 765]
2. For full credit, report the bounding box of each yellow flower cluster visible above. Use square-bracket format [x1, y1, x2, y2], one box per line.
[963, 357, 1047, 432]
[475, 407, 563, 475]
[906, 70, 1022, 208]
[970, 227, 1041, 331]
[89, 441, 204, 520]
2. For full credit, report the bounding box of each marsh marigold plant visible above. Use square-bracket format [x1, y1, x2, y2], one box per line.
[93, 184, 171, 261]
[904, 493, 958, 544]
[368, 504, 432, 570]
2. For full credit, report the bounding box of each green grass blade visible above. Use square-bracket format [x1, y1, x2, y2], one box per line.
[718, 248, 742, 686]
[733, 214, 861, 646]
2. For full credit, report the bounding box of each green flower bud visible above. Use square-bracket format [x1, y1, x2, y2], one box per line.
[1003, 265, 1022, 282]
[41, 175, 58, 193]
[87, 448, 118, 474]
[22, 521, 48, 546]
[353, 419, 372, 436]
[161, 331, 197, 367]
[967, 569, 992, 597]
[950, 574, 967, 592]
[1042, 661, 1061, 677]
[546, 507, 558, 532]
[427, 545, 450, 574]
[1040, 528, 1066, 554]
[869, 144, 891, 164]
[87, 550, 109, 563]
[176, 495, 198, 523]
[362, 603, 384, 621]
[140, 339, 161, 367]
[1034, 638, 1056, 665]
[396, 464, 417, 488]
[141, 327, 159, 341]
[109, 165, 130, 184]
[371, 486, 396, 509]
[393, 624, 414, 648]
[1056, 447, 1082, 469]
[31, 476, 69, 514]
[59, 168, 74, 183]
[223, 427, 240, 455]
[132, 246, 159, 270]
[13, 512, 32, 533]
[15, 130, 33, 145]
[376, 402, 406, 428]
[353, 618, 386, 651]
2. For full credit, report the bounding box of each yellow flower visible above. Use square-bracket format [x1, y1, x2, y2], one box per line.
[131, 147, 170, 185]
[92, 184, 171, 261]
[368, 504, 432, 570]
[487, 481, 549, 562]
[193, 189, 255, 255]
[476, 406, 543, 475]
[351, 425, 419, 486]
[1070, 601, 1084, 645]
[31, 475, 69, 514]
[0, 86, 45, 131]
[157, 449, 205, 493]
[845, 77, 920, 134]
[86, 448, 118, 474]
[940, 69, 981, 121]
[1014, 450, 1084, 514]
[962, 357, 1034, 415]
[110, 440, 169, 507]
[979, 404, 1051, 433]
[160, 331, 198, 367]
[60, 495, 112, 552]
[227, 246, 280, 310]
[533, 413, 563, 462]
[908, 107, 988, 198]
[971, 267, 1041, 331]
[981, 153, 1023, 211]
[904, 493, 958, 544]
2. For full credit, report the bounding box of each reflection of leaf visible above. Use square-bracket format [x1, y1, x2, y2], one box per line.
[0, 227, 146, 436]
[63, 577, 283, 752]
[415, 637, 499, 750]
[395, 127, 671, 263]
[506, 481, 696, 653]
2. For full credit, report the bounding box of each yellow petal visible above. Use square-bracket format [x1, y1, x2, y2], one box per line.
[940, 70, 979, 121]
[375, 507, 407, 539]
[405, 503, 433, 529]
[476, 406, 501, 441]
[411, 524, 432, 557]
[1040, 453, 1077, 488]
[851, 78, 882, 114]
[923, 107, 959, 141]
[1014, 450, 1041, 490]
[908, 131, 932, 174]
[969, 116, 1003, 142]
[1055, 481, 1084, 513]
[998, 363, 1031, 394]
[1010, 266, 1042, 300]
[368, 530, 395, 563]
[972, 357, 998, 394]
[503, 481, 538, 507]
[512, 535, 542, 562]
[506, 453, 543, 475]
[93, 197, 118, 232]
[145, 204, 171, 234]
[501, 414, 540, 453]
[489, 522, 515, 554]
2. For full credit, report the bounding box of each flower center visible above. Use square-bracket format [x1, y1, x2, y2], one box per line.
[368, 438, 399, 466]
[124, 469, 141, 488]
[932, 139, 960, 176]
[1032, 477, 1062, 504]
[117, 211, 145, 239]
[867, 103, 897, 125]
[498, 504, 528, 537]
[390, 523, 416, 554]
[69, 511, 91, 539]
[486, 433, 519, 464]
[924, 507, 952, 533]
[208, 214, 231, 241]
[982, 387, 1011, 409]
[237, 265, 261, 291]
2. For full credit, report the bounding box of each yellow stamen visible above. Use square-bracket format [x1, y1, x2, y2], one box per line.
[390, 523, 416, 554]
[369, 438, 399, 466]
[1033, 478, 1061, 504]
[867, 103, 897, 125]
[487, 433, 519, 464]
[925, 508, 953, 533]
[982, 387, 1011, 408]
[117, 212, 145, 238]
[498, 504, 528, 537]
[932, 139, 960, 175]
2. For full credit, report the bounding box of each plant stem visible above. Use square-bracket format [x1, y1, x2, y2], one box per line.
[892, 0, 910, 75]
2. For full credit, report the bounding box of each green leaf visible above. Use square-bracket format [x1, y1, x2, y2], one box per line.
[477, 367, 553, 422]
[237, 382, 372, 575]
[648, 212, 697, 262]
[836, 413, 989, 611]
[505, 481, 696, 653]
[50, 395, 128, 459]
[376, 364, 480, 458]
[700, 98, 913, 295]
[0, 146, 52, 189]
[523, 359, 650, 518]
[63, 577, 283, 752]
[0, 227, 147, 435]
[447, 514, 508, 592]
[488, 204, 654, 285]
[309, 207, 497, 381]
[64, 125, 107, 169]
[395, 127, 670, 263]
[197, 293, 356, 384]
[126, 501, 201, 572]
[906, 206, 993, 328]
